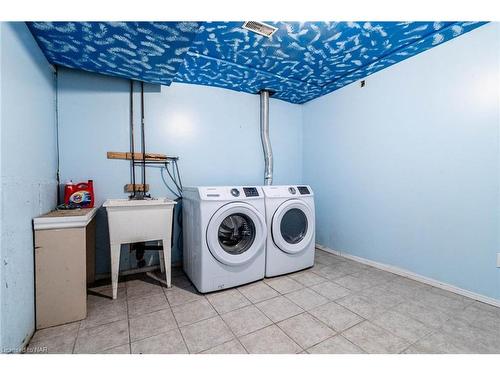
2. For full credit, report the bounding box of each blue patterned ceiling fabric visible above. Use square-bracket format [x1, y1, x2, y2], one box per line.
[27, 22, 200, 85]
[28, 21, 486, 104]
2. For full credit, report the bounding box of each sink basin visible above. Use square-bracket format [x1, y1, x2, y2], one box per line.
[103, 197, 175, 208]
[103, 197, 176, 244]
[103, 197, 177, 298]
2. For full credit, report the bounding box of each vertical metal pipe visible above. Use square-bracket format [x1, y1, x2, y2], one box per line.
[140, 81, 147, 195]
[54, 67, 61, 204]
[260, 90, 273, 185]
[130, 80, 136, 198]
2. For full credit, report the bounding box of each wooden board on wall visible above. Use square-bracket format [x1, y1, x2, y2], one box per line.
[107, 151, 167, 161]
[124, 184, 149, 192]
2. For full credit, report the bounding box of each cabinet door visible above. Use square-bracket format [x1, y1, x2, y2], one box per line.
[35, 228, 87, 329]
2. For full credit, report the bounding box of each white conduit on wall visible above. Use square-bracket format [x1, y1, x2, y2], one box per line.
[260, 90, 273, 185]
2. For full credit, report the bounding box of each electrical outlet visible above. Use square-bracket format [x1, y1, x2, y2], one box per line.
[497, 253, 500, 268]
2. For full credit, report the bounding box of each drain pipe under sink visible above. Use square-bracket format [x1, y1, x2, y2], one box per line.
[260, 90, 273, 186]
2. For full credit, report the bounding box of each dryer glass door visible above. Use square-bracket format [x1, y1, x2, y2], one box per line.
[272, 199, 314, 254]
[280, 208, 308, 244]
[207, 202, 266, 266]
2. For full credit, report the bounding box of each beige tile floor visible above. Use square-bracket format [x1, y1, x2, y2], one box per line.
[27, 249, 500, 354]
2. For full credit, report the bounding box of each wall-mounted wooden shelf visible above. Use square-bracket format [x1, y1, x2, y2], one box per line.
[107, 150, 178, 196]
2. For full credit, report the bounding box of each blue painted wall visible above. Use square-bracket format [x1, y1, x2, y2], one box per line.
[0, 22, 57, 351]
[0, 22, 3, 351]
[303, 23, 500, 300]
[57, 69, 303, 275]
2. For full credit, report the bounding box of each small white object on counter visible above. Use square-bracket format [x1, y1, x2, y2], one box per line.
[103, 198, 176, 299]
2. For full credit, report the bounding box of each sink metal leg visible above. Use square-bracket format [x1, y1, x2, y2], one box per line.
[161, 237, 171, 288]
[159, 253, 165, 274]
[110, 243, 121, 299]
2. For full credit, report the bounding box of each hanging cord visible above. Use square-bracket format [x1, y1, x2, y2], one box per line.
[158, 159, 184, 254]
[173, 159, 183, 191]
[160, 166, 181, 198]
[157, 158, 183, 198]
[174, 195, 183, 254]
[164, 162, 182, 196]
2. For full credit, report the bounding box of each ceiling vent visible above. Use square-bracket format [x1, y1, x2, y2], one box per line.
[242, 21, 278, 38]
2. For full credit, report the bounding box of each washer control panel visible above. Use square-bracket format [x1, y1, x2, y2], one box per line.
[243, 187, 259, 197]
[195, 186, 264, 200]
[288, 187, 297, 194]
[298, 186, 311, 195]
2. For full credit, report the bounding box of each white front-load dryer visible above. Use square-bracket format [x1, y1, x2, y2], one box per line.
[182, 186, 267, 293]
[262, 185, 315, 277]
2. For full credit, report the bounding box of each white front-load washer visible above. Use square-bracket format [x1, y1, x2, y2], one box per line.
[182, 186, 267, 293]
[262, 185, 315, 277]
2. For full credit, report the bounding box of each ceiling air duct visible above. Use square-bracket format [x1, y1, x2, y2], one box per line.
[260, 90, 273, 186]
[242, 21, 278, 38]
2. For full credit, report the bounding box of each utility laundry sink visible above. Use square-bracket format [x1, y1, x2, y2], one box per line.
[103, 198, 176, 299]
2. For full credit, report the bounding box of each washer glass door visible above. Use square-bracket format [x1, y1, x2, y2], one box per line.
[218, 213, 256, 255]
[272, 199, 314, 254]
[207, 202, 266, 266]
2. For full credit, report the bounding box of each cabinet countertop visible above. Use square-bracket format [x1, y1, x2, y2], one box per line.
[34, 207, 98, 230]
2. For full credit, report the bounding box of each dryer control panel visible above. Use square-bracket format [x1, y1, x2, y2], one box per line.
[261, 185, 314, 198]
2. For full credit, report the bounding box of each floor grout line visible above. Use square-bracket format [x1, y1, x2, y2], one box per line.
[164, 287, 197, 354]
[202, 293, 248, 353]
[280, 289, 331, 312]
[305, 331, 366, 354]
[172, 298, 219, 330]
[397, 328, 438, 354]
[71, 319, 82, 354]
[262, 277, 306, 295]
[125, 284, 133, 354]
[252, 298, 305, 324]
[248, 290, 337, 352]
[336, 332, 368, 354]
[272, 322, 310, 353]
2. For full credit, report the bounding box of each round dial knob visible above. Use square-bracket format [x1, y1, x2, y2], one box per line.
[230, 188, 240, 197]
[288, 187, 296, 194]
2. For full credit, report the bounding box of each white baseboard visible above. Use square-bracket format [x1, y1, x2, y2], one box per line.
[315, 243, 500, 308]
[315, 243, 341, 256]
